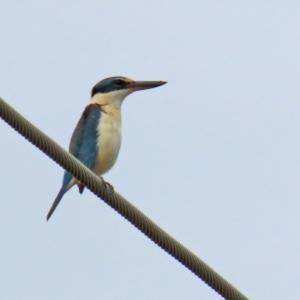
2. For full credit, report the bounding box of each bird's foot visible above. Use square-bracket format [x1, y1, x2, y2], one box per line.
[99, 176, 114, 193]
[77, 183, 85, 194]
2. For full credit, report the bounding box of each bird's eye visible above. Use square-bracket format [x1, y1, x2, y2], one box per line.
[114, 79, 123, 87]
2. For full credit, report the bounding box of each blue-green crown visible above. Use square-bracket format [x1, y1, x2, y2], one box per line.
[91, 76, 130, 96]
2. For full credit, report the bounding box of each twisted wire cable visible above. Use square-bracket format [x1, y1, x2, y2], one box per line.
[0, 97, 249, 300]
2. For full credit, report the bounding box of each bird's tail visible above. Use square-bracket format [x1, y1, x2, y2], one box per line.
[46, 188, 66, 221]
[47, 171, 76, 221]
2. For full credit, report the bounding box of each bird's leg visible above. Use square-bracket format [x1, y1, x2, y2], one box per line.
[99, 176, 114, 193]
[77, 182, 85, 194]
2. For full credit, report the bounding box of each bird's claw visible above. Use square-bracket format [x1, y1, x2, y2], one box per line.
[99, 176, 114, 193]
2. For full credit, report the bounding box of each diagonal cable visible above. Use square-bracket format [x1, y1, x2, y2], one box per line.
[0, 97, 249, 300]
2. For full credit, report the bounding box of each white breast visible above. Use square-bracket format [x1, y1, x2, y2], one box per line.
[88, 90, 132, 176]
[92, 107, 122, 175]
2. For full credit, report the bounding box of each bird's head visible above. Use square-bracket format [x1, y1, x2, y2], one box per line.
[91, 76, 167, 102]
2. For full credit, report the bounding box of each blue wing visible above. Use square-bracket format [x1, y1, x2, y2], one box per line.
[69, 104, 101, 168]
[47, 104, 101, 220]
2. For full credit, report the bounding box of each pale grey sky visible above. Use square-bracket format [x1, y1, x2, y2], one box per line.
[1, 1, 300, 299]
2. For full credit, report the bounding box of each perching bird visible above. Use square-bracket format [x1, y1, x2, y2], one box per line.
[46, 76, 166, 220]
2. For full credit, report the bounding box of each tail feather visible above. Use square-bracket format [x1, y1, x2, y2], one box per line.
[47, 172, 75, 221]
[46, 188, 66, 221]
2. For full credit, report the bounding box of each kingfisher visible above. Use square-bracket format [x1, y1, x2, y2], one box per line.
[46, 76, 166, 220]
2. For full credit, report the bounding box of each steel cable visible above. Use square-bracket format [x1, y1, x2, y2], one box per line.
[0, 97, 249, 300]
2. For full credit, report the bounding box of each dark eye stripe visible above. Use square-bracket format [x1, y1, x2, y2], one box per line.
[115, 79, 123, 85]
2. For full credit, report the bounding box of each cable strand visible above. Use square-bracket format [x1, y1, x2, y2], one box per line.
[0, 97, 249, 300]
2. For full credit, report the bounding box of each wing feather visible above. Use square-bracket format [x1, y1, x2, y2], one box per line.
[69, 104, 101, 169]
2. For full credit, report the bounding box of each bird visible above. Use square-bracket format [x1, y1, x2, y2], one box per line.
[46, 76, 167, 220]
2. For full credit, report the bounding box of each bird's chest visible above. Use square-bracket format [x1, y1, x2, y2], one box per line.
[93, 108, 122, 175]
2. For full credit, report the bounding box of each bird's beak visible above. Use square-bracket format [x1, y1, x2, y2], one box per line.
[126, 80, 167, 91]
